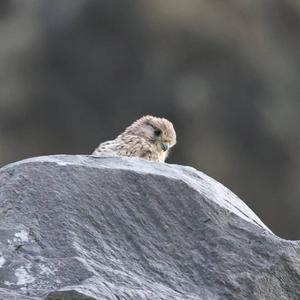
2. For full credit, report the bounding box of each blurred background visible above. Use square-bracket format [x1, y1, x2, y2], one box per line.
[1, 0, 300, 239]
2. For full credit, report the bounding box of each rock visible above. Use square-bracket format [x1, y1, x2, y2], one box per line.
[0, 155, 299, 299]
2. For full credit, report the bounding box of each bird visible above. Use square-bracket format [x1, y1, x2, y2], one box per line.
[92, 115, 176, 162]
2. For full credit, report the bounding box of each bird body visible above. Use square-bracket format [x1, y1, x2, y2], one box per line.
[92, 116, 176, 162]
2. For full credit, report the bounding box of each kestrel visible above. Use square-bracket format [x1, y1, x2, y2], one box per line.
[92, 115, 176, 162]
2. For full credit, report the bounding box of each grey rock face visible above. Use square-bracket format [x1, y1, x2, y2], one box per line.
[0, 155, 299, 300]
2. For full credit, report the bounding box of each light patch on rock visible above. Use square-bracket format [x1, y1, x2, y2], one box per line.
[14, 230, 29, 243]
[0, 255, 5, 268]
[40, 264, 55, 276]
[15, 265, 35, 285]
[53, 161, 70, 166]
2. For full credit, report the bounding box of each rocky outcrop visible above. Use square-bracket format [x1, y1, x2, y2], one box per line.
[0, 155, 299, 299]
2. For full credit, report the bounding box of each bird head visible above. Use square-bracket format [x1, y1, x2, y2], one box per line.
[125, 115, 177, 155]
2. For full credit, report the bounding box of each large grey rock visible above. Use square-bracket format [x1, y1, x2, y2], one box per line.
[0, 155, 299, 299]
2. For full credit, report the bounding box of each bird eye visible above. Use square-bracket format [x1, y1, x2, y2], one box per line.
[154, 128, 162, 136]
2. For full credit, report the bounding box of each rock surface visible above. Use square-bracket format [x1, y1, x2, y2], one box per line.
[0, 155, 299, 300]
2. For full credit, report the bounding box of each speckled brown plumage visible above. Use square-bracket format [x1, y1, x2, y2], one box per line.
[92, 115, 176, 162]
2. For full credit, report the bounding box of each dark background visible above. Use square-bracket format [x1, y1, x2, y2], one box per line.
[1, 0, 300, 239]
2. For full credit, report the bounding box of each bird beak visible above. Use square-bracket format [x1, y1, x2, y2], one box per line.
[160, 142, 170, 152]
